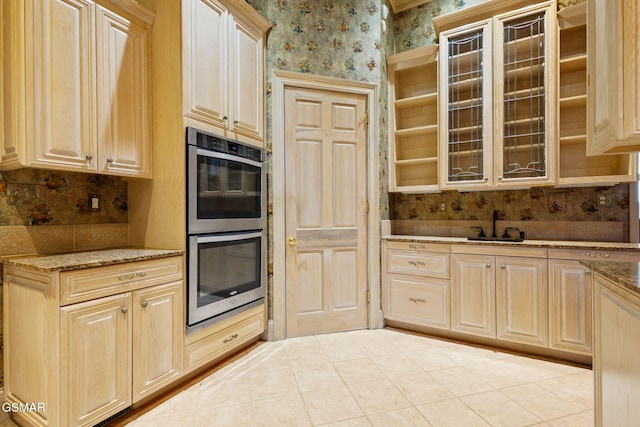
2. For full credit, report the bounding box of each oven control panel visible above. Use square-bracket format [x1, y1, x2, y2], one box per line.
[187, 127, 263, 162]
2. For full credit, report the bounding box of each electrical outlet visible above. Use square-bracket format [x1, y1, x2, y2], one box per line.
[89, 194, 101, 212]
[440, 203, 446, 211]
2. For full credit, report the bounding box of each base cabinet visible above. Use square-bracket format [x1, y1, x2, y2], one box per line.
[496, 256, 548, 347]
[548, 259, 592, 354]
[382, 241, 451, 331]
[594, 273, 640, 426]
[4, 255, 184, 427]
[61, 294, 133, 427]
[451, 254, 496, 338]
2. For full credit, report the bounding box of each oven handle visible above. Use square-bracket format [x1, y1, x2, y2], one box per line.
[194, 231, 263, 244]
[196, 148, 263, 168]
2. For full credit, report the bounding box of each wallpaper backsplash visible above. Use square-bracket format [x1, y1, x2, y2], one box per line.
[391, 184, 631, 242]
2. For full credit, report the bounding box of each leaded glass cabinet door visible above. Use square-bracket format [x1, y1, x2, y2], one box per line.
[493, 2, 557, 188]
[439, 20, 494, 191]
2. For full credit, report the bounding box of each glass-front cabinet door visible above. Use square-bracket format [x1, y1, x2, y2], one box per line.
[493, 2, 556, 188]
[439, 20, 493, 191]
[438, 1, 556, 191]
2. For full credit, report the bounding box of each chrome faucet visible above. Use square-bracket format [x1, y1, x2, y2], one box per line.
[491, 210, 498, 238]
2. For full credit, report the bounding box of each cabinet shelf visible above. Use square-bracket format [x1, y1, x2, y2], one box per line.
[396, 92, 437, 108]
[389, 44, 440, 192]
[396, 157, 438, 166]
[396, 125, 438, 137]
[559, 54, 587, 73]
[559, 94, 587, 109]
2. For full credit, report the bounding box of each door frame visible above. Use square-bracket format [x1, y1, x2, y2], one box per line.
[271, 70, 382, 341]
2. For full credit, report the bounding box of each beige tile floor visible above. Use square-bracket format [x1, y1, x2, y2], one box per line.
[122, 328, 593, 427]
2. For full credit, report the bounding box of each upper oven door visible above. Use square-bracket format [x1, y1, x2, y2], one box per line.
[188, 144, 265, 234]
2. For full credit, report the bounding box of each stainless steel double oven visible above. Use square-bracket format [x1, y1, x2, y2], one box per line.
[186, 127, 265, 330]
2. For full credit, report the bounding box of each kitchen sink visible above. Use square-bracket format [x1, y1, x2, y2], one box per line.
[467, 236, 524, 242]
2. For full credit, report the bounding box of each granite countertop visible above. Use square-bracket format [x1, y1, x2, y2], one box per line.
[580, 260, 640, 297]
[383, 235, 640, 251]
[1, 248, 184, 272]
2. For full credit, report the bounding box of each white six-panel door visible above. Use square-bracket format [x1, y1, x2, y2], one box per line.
[284, 87, 368, 337]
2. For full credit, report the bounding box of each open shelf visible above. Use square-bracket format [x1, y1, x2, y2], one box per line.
[388, 45, 440, 192]
[556, 2, 636, 186]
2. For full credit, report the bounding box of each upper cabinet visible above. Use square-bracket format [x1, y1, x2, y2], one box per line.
[587, 0, 640, 155]
[182, 0, 270, 147]
[0, 0, 154, 178]
[557, 3, 636, 186]
[387, 45, 440, 193]
[437, 1, 557, 191]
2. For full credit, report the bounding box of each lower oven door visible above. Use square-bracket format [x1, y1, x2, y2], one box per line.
[188, 230, 265, 327]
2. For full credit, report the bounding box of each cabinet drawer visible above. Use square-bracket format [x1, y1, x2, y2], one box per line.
[385, 274, 450, 330]
[60, 256, 184, 305]
[387, 250, 450, 279]
[548, 248, 640, 262]
[184, 310, 265, 374]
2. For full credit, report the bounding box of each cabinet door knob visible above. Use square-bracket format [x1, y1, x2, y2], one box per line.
[141, 301, 148, 308]
[501, 264, 506, 269]
[85, 154, 93, 160]
[223, 115, 228, 120]
[288, 237, 297, 246]
[121, 307, 128, 314]
[486, 262, 491, 267]
[107, 157, 114, 163]
[233, 120, 239, 124]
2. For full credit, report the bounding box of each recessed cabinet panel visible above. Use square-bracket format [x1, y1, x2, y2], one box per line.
[96, 6, 151, 177]
[386, 274, 450, 330]
[496, 255, 548, 347]
[549, 259, 592, 354]
[587, 0, 640, 154]
[451, 254, 496, 338]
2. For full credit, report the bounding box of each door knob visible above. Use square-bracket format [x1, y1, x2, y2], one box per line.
[288, 237, 297, 246]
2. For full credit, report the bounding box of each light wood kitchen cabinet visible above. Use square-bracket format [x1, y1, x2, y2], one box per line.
[387, 45, 440, 193]
[451, 254, 496, 338]
[587, 0, 640, 155]
[593, 272, 640, 427]
[3, 255, 183, 427]
[556, 3, 636, 186]
[496, 255, 548, 347]
[382, 241, 451, 330]
[436, 1, 557, 190]
[61, 293, 132, 426]
[548, 258, 592, 354]
[0, 0, 153, 178]
[182, 0, 270, 147]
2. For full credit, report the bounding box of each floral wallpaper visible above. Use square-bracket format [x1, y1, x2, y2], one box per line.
[0, 169, 127, 226]
[391, 184, 630, 223]
[247, 0, 394, 222]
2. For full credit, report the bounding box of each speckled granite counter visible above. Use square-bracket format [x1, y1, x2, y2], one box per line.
[383, 235, 640, 252]
[581, 260, 640, 297]
[1, 248, 184, 272]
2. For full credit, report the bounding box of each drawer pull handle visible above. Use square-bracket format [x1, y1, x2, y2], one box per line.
[408, 261, 426, 266]
[141, 301, 148, 308]
[409, 297, 426, 304]
[118, 272, 147, 281]
[224, 333, 239, 344]
[121, 307, 128, 314]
